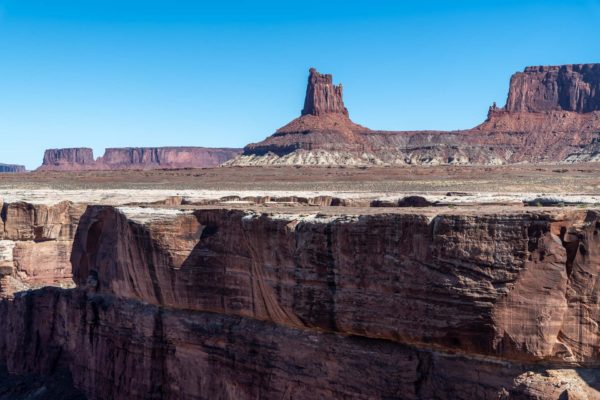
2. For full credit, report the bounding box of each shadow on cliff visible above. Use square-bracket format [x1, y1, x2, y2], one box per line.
[576, 369, 600, 394]
[0, 364, 85, 400]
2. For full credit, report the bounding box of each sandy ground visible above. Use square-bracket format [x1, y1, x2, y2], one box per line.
[0, 164, 598, 193]
[0, 165, 599, 211]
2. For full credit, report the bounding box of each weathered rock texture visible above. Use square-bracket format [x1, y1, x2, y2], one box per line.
[41, 148, 95, 171]
[1, 205, 600, 399]
[0, 164, 25, 173]
[98, 147, 242, 169]
[0, 201, 85, 297]
[302, 68, 348, 116]
[38, 147, 242, 171]
[506, 64, 600, 113]
[229, 65, 600, 166]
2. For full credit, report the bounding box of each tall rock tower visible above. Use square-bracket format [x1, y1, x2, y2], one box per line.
[301, 68, 349, 116]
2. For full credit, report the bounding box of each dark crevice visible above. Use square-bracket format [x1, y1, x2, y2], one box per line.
[324, 224, 338, 331]
[414, 351, 432, 398]
[0, 203, 8, 233]
[559, 226, 580, 278]
[137, 225, 164, 305]
[200, 223, 218, 239]
[149, 307, 167, 399]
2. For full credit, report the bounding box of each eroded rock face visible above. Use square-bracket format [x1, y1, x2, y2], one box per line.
[40, 148, 95, 171]
[67, 207, 600, 365]
[0, 287, 529, 400]
[2, 205, 600, 399]
[0, 201, 85, 296]
[301, 68, 348, 116]
[506, 64, 600, 113]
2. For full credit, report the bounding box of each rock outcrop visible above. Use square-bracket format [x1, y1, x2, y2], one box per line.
[301, 68, 348, 116]
[41, 148, 95, 170]
[98, 147, 242, 169]
[0, 201, 85, 297]
[229, 65, 600, 166]
[0, 204, 600, 399]
[38, 147, 242, 171]
[0, 164, 26, 173]
[506, 64, 600, 113]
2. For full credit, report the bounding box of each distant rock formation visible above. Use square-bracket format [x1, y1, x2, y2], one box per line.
[41, 148, 96, 171]
[99, 147, 242, 169]
[301, 68, 348, 116]
[506, 64, 600, 113]
[38, 147, 242, 171]
[227, 65, 600, 166]
[0, 164, 26, 173]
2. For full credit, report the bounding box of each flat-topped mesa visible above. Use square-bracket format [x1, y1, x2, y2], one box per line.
[301, 68, 349, 116]
[40, 148, 95, 170]
[37, 147, 243, 171]
[505, 64, 600, 113]
[0, 163, 25, 173]
[99, 147, 243, 169]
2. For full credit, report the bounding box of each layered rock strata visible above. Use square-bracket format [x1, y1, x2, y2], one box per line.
[38, 147, 242, 171]
[0, 205, 600, 398]
[98, 147, 242, 169]
[0, 201, 85, 297]
[506, 64, 600, 113]
[230, 65, 600, 166]
[302, 68, 348, 116]
[41, 148, 95, 171]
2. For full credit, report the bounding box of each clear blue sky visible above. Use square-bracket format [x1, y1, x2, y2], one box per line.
[0, 0, 599, 169]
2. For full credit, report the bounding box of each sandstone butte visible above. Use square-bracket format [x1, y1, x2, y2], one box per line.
[0, 187, 598, 399]
[37, 146, 243, 171]
[228, 64, 600, 166]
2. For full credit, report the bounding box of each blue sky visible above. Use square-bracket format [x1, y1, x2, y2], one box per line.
[0, 0, 599, 169]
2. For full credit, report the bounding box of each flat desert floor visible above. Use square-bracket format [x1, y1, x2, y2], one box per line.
[1, 164, 599, 194]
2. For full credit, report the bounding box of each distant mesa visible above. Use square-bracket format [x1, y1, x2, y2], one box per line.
[42, 148, 95, 170]
[226, 64, 600, 166]
[0, 163, 26, 173]
[38, 147, 242, 171]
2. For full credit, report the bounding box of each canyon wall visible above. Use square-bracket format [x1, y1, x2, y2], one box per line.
[0, 201, 85, 297]
[0, 204, 599, 399]
[38, 147, 242, 171]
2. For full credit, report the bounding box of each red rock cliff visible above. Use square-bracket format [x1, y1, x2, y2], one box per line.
[505, 64, 600, 113]
[40, 148, 95, 170]
[301, 68, 349, 116]
[0, 206, 598, 399]
[98, 147, 242, 169]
